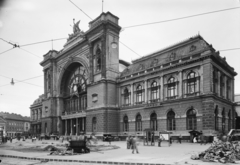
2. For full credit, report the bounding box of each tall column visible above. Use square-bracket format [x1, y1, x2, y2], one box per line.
[144, 81, 147, 103]
[82, 118, 85, 131]
[131, 84, 134, 105]
[76, 118, 79, 135]
[179, 70, 182, 98]
[160, 76, 164, 101]
[65, 119, 67, 135]
[70, 119, 73, 135]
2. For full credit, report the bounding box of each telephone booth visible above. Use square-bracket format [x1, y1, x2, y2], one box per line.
[144, 128, 155, 146]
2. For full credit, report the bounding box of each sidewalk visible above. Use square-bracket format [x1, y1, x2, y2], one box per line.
[0, 139, 237, 165]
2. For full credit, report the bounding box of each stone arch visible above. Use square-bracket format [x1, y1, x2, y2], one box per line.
[184, 106, 199, 115]
[57, 56, 89, 96]
[183, 69, 200, 80]
[165, 108, 178, 117]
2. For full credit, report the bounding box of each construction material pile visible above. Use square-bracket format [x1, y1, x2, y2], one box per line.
[191, 141, 240, 163]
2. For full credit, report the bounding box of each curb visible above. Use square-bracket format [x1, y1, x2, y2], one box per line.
[0, 154, 170, 165]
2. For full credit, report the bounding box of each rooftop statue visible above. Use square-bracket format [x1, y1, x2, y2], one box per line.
[73, 19, 81, 34]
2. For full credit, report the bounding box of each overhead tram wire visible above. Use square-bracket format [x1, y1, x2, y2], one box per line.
[69, 0, 93, 20]
[20, 38, 67, 47]
[0, 48, 15, 55]
[0, 75, 43, 88]
[123, 6, 240, 29]
[68, 0, 141, 57]
[19, 48, 42, 59]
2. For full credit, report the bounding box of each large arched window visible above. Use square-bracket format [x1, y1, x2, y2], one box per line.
[136, 85, 143, 104]
[92, 117, 97, 132]
[167, 77, 177, 99]
[222, 108, 225, 133]
[123, 115, 129, 132]
[187, 71, 197, 94]
[123, 88, 130, 106]
[150, 81, 158, 102]
[228, 110, 232, 131]
[150, 113, 157, 131]
[135, 114, 142, 131]
[167, 110, 176, 130]
[186, 108, 197, 130]
[215, 106, 218, 131]
[62, 64, 88, 114]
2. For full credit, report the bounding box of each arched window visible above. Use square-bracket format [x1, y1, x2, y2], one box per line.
[186, 108, 197, 130]
[123, 88, 130, 106]
[123, 116, 129, 132]
[135, 114, 142, 131]
[228, 110, 231, 131]
[167, 110, 176, 130]
[215, 106, 218, 131]
[222, 109, 225, 133]
[96, 46, 102, 72]
[150, 81, 158, 102]
[136, 85, 143, 104]
[63, 64, 88, 113]
[187, 71, 197, 94]
[150, 113, 157, 131]
[92, 117, 97, 132]
[167, 77, 177, 99]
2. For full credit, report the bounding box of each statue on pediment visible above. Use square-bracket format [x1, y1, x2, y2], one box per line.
[67, 19, 84, 42]
[73, 19, 81, 34]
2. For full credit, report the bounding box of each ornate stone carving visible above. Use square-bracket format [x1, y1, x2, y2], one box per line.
[150, 58, 158, 67]
[67, 19, 85, 42]
[168, 52, 176, 61]
[190, 45, 196, 52]
[138, 64, 145, 71]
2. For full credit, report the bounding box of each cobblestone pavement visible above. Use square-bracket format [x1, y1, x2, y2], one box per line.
[1, 139, 239, 165]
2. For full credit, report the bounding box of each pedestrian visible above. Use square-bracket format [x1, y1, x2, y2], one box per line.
[178, 134, 182, 144]
[132, 136, 139, 154]
[10, 137, 12, 143]
[151, 133, 154, 145]
[126, 136, 130, 149]
[169, 135, 172, 146]
[158, 136, 162, 147]
[200, 131, 206, 145]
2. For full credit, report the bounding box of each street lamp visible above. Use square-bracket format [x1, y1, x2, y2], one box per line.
[10, 78, 15, 85]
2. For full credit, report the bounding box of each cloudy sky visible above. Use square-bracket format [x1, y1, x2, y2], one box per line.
[0, 0, 239, 117]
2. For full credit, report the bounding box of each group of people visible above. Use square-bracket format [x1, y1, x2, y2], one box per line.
[126, 136, 139, 154]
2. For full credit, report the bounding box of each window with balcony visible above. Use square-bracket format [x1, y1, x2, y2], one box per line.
[136, 85, 143, 104]
[187, 71, 198, 95]
[226, 79, 231, 100]
[123, 88, 130, 106]
[167, 77, 177, 99]
[167, 110, 176, 130]
[186, 108, 197, 130]
[135, 114, 142, 131]
[150, 81, 158, 103]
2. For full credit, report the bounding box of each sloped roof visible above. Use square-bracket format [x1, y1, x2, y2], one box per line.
[120, 35, 211, 77]
[0, 112, 30, 121]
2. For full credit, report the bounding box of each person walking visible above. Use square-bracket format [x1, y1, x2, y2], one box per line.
[178, 134, 182, 144]
[132, 136, 139, 154]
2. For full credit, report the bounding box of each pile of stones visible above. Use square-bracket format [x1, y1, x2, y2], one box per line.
[191, 141, 240, 163]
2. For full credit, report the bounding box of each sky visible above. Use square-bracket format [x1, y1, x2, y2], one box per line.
[0, 0, 239, 117]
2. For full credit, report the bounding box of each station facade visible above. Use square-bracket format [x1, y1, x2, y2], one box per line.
[30, 12, 237, 138]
